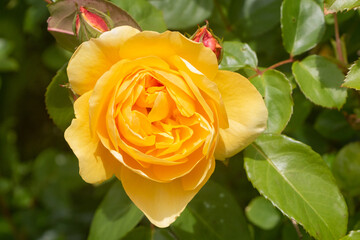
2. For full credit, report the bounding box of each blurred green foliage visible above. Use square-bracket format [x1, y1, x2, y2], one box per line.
[1, 0, 360, 239]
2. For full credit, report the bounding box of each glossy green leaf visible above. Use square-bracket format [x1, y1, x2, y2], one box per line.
[45, 65, 74, 132]
[281, 0, 325, 56]
[343, 58, 360, 90]
[110, 0, 166, 32]
[148, 0, 213, 30]
[332, 142, 360, 192]
[314, 109, 355, 142]
[88, 181, 144, 240]
[325, 0, 360, 11]
[229, 0, 282, 38]
[245, 196, 281, 230]
[219, 41, 258, 71]
[244, 134, 348, 240]
[172, 180, 252, 240]
[292, 55, 347, 109]
[251, 70, 293, 134]
[341, 231, 360, 240]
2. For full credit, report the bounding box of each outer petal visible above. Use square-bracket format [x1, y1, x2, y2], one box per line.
[119, 30, 218, 81]
[213, 70, 268, 160]
[120, 157, 215, 228]
[64, 91, 122, 183]
[67, 26, 140, 95]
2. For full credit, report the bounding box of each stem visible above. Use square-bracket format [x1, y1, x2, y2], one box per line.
[333, 13, 345, 64]
[43, 0, 52, 4]
[249, 56, 294, 79]
[213, 0, 232, 32]
[291, 219, 303, 240]
[264, 57, 294, 72]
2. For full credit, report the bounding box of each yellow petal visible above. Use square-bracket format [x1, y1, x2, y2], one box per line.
[120, 161, 213, 228]
[119, 30, 218, 81]
[171, 56, 229, 128]
[64, 91, 122, 183]
[90, 57, 170, 138]
[181, 156, 215, 191]
[67, 26, 140, 95]
[213, 70, 268, 160]
[147, 91, 170, 122]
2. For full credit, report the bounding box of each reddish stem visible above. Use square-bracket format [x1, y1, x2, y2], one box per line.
[249, 56, 294, 79]
[333, 13, 345, 64]
[265, 57, 294, 72]
[43, 0, 52, 4]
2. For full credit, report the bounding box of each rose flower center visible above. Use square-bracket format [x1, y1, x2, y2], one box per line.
[112, 68, 214, 164]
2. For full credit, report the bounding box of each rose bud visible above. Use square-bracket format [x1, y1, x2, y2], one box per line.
[74, 6, 112, 42]
[190, 22, 223, 62]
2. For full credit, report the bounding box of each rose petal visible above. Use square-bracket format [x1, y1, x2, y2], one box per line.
[119, 30, 218, 81]
[120, 158, 213, 227]
[64, 91, 122, 183]
[213, 70, 268, 160]
[169, 55, 229, 129]
[181, 156, 215, 191]
[67, 26, 140, 95]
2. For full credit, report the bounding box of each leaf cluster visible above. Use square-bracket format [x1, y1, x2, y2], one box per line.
[2, 0, 360, 239]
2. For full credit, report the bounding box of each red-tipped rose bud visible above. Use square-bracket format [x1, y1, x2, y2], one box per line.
[191, 22, 222, 62]
[74, 6, 112, 42]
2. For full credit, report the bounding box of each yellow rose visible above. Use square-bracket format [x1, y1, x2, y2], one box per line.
[64, 26, 267, 227]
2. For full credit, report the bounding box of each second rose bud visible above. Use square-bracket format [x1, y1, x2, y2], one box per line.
[190, 22, 223, 63]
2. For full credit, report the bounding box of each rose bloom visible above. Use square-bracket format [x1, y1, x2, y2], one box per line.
[64, 26, 267, 227]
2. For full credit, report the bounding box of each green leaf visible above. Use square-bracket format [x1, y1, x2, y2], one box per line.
[0, 58, 18, 72]
[281, 0, 325, 56]
[0, 38, 18, 72]
[245, 196, 281, 230]
[314, 109, 355, 142]
[153, 229, 177, 240]
[172, 180, 252, 240]
[244, 134, 348, 240]
[45, 65, 74, 132]
[88, 181, 144, 240]
[148, 0, 213, 30]
[281, 220, 313, 240]
[332, 142, 360, 192]
[292, 55, 347, 109]
[122, 226, 151, 240]
[0, 38, 14, 59]
[219, 41, 258, 71]
[109, 0, 166, 32]
[42, 44, 72, 71]
[343, 58, 360, 90]
[284, 89, 313, 134]
[229, 0, 282, 38]
[251, 70, 293, 134]
[325, 0, 360, 11]
[341, 231, 360, 240]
